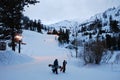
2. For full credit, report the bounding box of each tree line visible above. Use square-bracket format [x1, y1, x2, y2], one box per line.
[47, 28, 70, 44]
[22, 16, 43, 33]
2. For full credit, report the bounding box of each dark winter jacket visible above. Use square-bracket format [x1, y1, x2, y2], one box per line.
[63, 60, 67, 67]
[54, 59, 58, 68]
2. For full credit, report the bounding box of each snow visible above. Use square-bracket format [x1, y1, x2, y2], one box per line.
[0, 50, 32, 65]
[47, 20, 80, 31]
[109, 51, 120, 64]
[0, 30, 120, 80]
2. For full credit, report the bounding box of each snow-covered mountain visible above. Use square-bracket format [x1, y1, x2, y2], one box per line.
[81, 5, 120, 29]
[77, 5, 120, 40]
[90, 5, 120, 22]
[46, 5, 120, 43]
[47, 20, 80, 30]
[47, 5, 120, 31]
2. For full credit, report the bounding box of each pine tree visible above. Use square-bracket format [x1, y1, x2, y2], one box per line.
[53, 28, 57, 34]
[110, 20, 119, 33]
[65, 29, 69, 43]
[33, 20, 37, 31]
[106, 34, 112, 49]
[0, 0, 39, 51]
[37, 20, 42, 33]
[109, 15, 119, 33]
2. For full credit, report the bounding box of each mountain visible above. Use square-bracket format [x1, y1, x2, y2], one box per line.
[47, 20, 80, 30]
[45, 5, 120, 46]
[47, 5, 120, 32]
[90, 6, 120, 22]
[80, 5, 120, 30]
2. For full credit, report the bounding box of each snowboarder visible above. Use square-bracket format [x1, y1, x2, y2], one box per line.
[62, 60, 67, 73]
[53, 59, 59, 74]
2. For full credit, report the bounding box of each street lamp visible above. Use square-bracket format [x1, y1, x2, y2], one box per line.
[15, 34, 22, 53]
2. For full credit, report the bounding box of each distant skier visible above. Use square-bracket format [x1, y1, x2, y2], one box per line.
[53, 59, 59, 74]
[62, 60, 67, 73]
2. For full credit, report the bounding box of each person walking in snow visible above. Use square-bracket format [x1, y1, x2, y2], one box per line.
[53, 59, 59, 74]
[62, 60, 67, 73]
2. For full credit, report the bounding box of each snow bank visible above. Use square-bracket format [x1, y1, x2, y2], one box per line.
[0, 50, 33, 65]
[109, 51, 120, 64]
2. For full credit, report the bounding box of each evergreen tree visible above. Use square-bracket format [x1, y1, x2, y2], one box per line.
[89, 33, 92, 39]
[22, 16, 30, 30]
[37, 20, 42, 33]
[109, 15, 119, 33]
[110, 20, 119, 33]
[65, 29, 69, 43]
[52, 28, 57, 34]
[106, 34, 112, 49]
[0, 0, 39, 51]
[29, 20, 33, 31]
[33, 20, 37, 31]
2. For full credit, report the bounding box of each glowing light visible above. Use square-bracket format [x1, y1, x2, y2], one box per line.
[15, 34, 22, 41]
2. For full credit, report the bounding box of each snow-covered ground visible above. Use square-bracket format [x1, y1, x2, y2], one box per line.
[0, 30, 120, 80]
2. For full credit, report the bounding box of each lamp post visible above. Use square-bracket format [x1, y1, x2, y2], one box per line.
[15, 34, 22, 53]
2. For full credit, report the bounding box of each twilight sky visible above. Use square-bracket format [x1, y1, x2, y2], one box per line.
[24, 0, 120, 25]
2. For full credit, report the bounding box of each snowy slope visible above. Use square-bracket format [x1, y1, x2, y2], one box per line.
[47, 20, 80, 30]
[22, 30, 68, 57]
[0, 30, 120, 80]
[0, 50, 32, 65]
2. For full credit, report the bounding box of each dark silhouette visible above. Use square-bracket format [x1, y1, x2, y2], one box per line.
[62, 60, 67, 73]
[53, 59, 59, 74]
